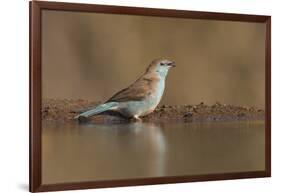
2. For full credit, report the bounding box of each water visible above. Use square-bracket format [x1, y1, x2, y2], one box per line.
[42, 121, 265, 184]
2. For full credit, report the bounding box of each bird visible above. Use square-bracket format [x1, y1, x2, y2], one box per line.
[74, 58, 175, 121]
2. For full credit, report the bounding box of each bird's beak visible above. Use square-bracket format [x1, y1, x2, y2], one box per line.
[168, 61, 176, 68]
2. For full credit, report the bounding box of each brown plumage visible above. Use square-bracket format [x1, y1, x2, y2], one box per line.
[107, 58, 173, 103]
[107, 74, 160, 103]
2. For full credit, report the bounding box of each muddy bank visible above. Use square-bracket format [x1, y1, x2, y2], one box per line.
[42, 99, 265, 123]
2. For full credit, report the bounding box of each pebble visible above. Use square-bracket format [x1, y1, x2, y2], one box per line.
[184, 112, 193, 118]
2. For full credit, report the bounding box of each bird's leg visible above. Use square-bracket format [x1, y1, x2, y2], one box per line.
[131, 115, 142, 122]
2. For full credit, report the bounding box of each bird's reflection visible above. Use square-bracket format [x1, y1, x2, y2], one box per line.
[81, 121, 167, 176]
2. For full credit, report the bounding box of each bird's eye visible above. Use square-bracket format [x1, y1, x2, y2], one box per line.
[160, 63, 165, 66]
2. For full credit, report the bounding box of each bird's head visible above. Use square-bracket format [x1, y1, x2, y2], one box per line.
[146, 58, 176, 78]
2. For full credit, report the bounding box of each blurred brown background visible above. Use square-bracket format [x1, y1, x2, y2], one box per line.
[42, 10, 266, 108]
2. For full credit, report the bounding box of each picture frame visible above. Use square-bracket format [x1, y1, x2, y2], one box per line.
[30, 1, 271, 192]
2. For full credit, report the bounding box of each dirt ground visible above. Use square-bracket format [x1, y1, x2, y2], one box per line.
[42, 99, 265, 123]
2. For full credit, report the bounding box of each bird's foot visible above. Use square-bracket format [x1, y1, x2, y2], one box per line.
[130, 116, 142, 122]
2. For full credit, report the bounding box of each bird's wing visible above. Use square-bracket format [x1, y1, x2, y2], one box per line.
[107, 76, 156, 103]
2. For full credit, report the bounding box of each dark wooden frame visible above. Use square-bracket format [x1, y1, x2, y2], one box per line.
[29, 0, 271, 192]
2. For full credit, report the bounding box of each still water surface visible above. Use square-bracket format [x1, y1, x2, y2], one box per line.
[42, 121, 265, 184]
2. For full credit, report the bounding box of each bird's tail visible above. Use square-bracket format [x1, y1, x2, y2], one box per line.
[74, 102, 118, 119]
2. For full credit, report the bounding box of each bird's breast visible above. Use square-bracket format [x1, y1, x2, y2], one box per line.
[144, 78, 165, 110]
[117, 78, 166, 117]
[152, 79, 165, 102]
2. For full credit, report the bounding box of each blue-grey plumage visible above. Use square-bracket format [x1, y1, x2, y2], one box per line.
[74, 58, 175, 121]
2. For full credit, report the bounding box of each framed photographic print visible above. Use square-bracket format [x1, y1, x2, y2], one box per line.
[30, 1, 271, 192]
